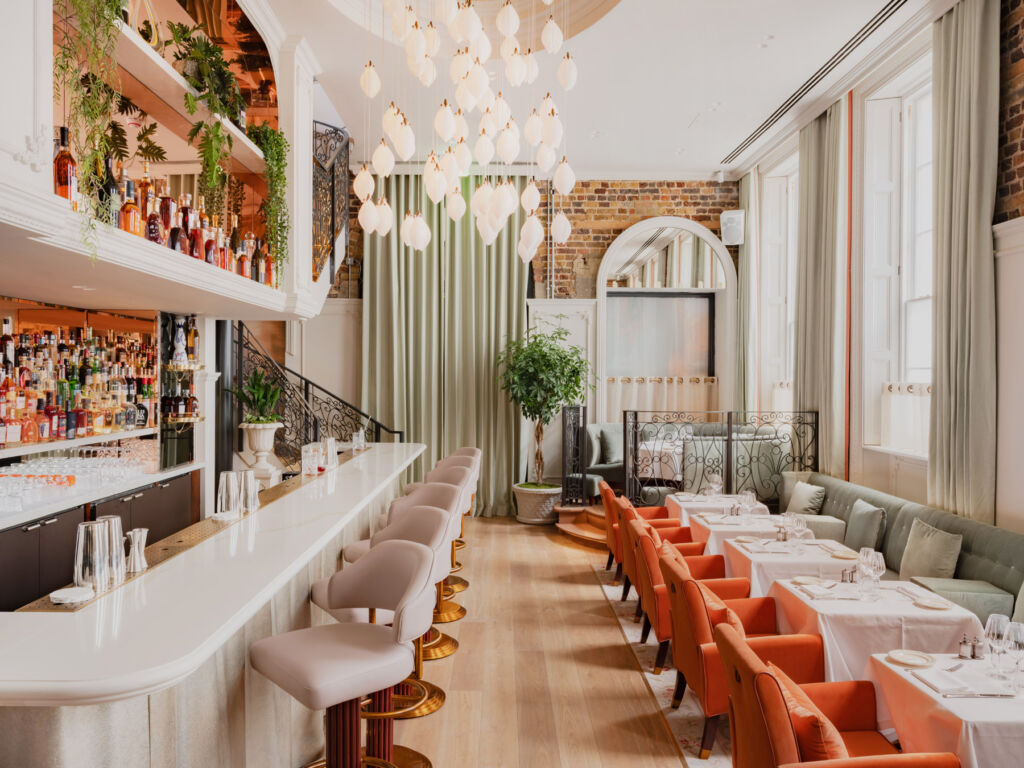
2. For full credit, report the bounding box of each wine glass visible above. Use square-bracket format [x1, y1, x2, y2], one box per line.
[216, 471, 241, 520]
[985, 614, 1011, 679]
[1005, 622, 1024, 692]
[868, 551, 886, 588]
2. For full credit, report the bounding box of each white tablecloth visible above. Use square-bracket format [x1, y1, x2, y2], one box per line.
[769, 580, 985, 727]
[689, 514, 780, 556]
[667, 494, 758, 524]
[871, 654, 1024, 768]
[723, 538, 855, 596]
[637, 439, 685, 481]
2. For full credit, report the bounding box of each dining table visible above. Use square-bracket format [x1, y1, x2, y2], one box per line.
[871, 653, 1024, 767]
[722, 537, 857, 596]
[666, 493, 769, 525]
[688, 512, 780, 556]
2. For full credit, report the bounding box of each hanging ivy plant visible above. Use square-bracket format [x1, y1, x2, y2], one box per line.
[78, 74, 167, 165]
[247, 122, 290, 284]
[166, 21, 245, 217]
[53, 0, 123, 255]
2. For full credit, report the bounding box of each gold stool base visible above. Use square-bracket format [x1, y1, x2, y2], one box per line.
[447, 575, 468, 593]
[450, 560, 463, 573]
[387, 746, 432, 768]
[392, 679, 446, 719]
[442, 584, 455, 599]
[433, 598, 467, 623]
[454, 538, 466, 550]
[422, 628, 458, 660]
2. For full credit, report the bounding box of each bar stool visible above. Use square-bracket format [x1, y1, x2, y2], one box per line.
[401, 467, 474, 598]
[312, 505, 454, 719]
[250, 540, 436, 768]
[433, 454, 478, 554]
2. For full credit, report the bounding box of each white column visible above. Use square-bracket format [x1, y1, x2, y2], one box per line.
[195, 316, 219, 518]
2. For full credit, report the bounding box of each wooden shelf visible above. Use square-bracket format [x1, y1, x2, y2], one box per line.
[0, 427, 157, 462]
[111, 20, 266, 192]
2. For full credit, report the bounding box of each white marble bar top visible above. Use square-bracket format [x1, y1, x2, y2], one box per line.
[0, 442, 424, 707]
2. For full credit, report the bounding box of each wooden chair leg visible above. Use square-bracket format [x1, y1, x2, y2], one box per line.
[605, 551, 614, 570]
[633, 597, 643, 622]
[639, 615, 651, 644]
[614, 563, 622, 583]
[620, 575, 631, 602]
[671, 671, 687, 708]
[699, 714, 721, 759]
[653, 640, 669, 674]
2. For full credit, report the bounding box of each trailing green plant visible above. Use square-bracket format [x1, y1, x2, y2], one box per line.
[496, 321, 592, 485]
[53, 0, 123, 255]
[226, 369, 282, 424]
[78, 74, 166, 165]
[166, 21, 244, 217]
[247, 122, 290, 282]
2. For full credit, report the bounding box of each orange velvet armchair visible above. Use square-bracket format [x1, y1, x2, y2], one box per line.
[659, 555, 825, 759]
[713, 623, 961, 768]
[607, 490, 685, 602]
[626, 519, 707, 673]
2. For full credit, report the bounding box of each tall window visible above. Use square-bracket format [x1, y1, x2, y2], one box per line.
[862, 57, 933, 456]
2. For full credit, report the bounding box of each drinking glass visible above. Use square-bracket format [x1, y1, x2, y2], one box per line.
[301, 444, 319, 476]
[1005, 622, 1024, 692]
[216, 471, 241, 519]
[239, 470, 260, 515]
[985, 614, 1011, 678]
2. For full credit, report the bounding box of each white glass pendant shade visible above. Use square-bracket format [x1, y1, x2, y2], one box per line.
[376, 197, 394, 237]
[457, 3, 482, 43]
[542, 92, 557, 115]
[521, 179, 540, 213]
[486, 205, 504, 234]
[524, 110, 542, 147]
[414, 215, 432, 250]
[479, 108, 497, 138]
[557, 53, 578, 91]
[470, 31, 491, 63]
[471, 182, 494, 218]
[417, 57, 437, 86]
[496, 1, 520, 37]
[446, 188, 467, 221]
[455, 110, 470, 142]
[500, 180, 519, 217]
[499, 35, 519, 61]
[435, 0, 457, 25]
[525, 50, 539, 84]
[353, 165, 374, 202]
[542, 110, 563, 147]
[473, 133, 494, 165]
[400, 211, 415, 246]
[397, 120, 416, 161]
[496, 127, 519, 164]
[383, 102, 400, 140]
[372, 140, 395, 178]
[455, 79, 478, 113]
[434, 101, 456, 141]
[424, 22, 441, 56]
[505, 117, 520, 140]
[551, 210, 571, 244]
[477, 218, 497, 245]
[450, 48, 472, 84]
[407, 52, 426, 78]
[505, 51, 526, 87]
[441, 148, 460, 186]
[360, 62, 381, 98]
[536, 144, 556, 172]
[358, 198, 379, 233]
[518, 239, 536, 263]
[405, 23, 426, 62]
[454, 139, 473, 174]
[553, 158, 576, 196]
[542, 16, 563, 53]
[521, 214, 543, 251]
[467, 61, 488, 100]
[447, 3, 463, 40]
[384, 0, 402, 16]
[478, 87, 495, 113]
[391, 5, 415, 40]
[494, 92, 511, 125]
[425, 159, 447, 203]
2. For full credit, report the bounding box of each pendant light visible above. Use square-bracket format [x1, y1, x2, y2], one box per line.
[382, 102, 400, 141]
[456, 78, 478, 113]
[434, 100, 456, 141]
[557, 53, 578, 91]
[353, 165, 374, 202]
[372, 139, 395, 177]
[537, 144, 556, 172]
[417, 56, 437, 86]
[471, 181, 494, 218]
[415, 214, 432, 250]
[425, 155, 447, 203]
[358, 198, 379, 233]
[505, 50, 526, 86]
[441, 147, 460, 186]
[525, 50, 540, 84]
[520, 179, 540, 213]
[553, 157, 576, 195]
[523, 109, 542, 147]
[467, 59, 488, 100]
[400, 211, 415, 247]
[495, 1, 520, 37]
[470, 30, 492, 62]
[397, 118, 416, 161]
[541, 110, 564, 148]
[496, 125, 519, 164]
[424, 21, 441, 56]
[520, 214, 543, 251]
[542, 92, 557, 115]
[446, 187, 467, 221]
[518, 239, 536, 263]
[454, 138, 473, 174]
[435, 0, 457, 25]
[405, 22, 426, 62]
[479, 108, 498, 138]
[360, 62, 381, 98]
[551, 211, 571, 244]
[478, 86, 496, 113]
[457, 2, 483, 43]
[494, 92, 511, 125]
[473, 132, 495, 165]
[376, 197, 394, 237]
[541, 16, 563, 53]
[450, 48, 472, 84]
[455, 109, 469, 142]
[499, 35, 520, 61]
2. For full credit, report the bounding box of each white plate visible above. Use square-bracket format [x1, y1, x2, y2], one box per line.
[792, 576, 826, 586]
[913, 597, 951, 611]
[887, 649, 935, 667]
[50, 586, 94, 605]
[830, 550, 859, 560]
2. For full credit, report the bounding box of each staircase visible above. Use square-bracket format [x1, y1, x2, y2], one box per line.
[554, 503, 606, 546]
[232, 322, 402, 469]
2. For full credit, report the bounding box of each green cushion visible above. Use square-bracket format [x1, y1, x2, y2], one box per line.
[899, 518, 962, 580]
[786, 481, 825, 515]
[599, 424, 624, 465]
[797, 513, 845, 542]
[1014, 582, 1024, 623]
[911, 577, 1014, 624]
[589, 463, 624, 486]
[844, 500, 886, 552]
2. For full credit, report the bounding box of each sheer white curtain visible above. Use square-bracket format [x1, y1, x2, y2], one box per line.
[604, 377, 718, 422]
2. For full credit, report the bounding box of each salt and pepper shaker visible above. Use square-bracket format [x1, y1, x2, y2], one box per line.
[971, 637, 985, 660]
[958, 633, 973, 660]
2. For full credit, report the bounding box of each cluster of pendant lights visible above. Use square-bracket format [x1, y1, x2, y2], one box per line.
[353, 0, 578, 261]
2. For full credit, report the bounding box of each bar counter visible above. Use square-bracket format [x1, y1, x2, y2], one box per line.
[0, 442, 423, 767]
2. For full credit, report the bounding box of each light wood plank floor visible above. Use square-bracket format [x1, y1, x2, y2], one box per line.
[395, 517, 686, 768]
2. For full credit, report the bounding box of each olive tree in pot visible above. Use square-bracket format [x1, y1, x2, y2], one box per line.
[497, 324, 590, 524]
[227, 370, 283, 483]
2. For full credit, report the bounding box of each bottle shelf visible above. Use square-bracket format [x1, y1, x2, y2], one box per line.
[164, 362, 204, 373]
[163, 415, 202, 425]
[0, 427, 158, 462]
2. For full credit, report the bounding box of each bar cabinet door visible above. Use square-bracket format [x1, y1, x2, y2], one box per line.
[92, 492, 135, 533]
[38, 506, 87, 596]
[0, 523, 40, 612]
[134, 474, 191, 544]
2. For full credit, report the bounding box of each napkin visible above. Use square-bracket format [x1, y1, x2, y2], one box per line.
[797, 584, 834, 600]
[912, 667, 1014, 697]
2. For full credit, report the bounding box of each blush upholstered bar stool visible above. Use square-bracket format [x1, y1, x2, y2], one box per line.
[312, 505, 454, 719]
[430, 455, 479, 592]
[249, 540, 437, 768]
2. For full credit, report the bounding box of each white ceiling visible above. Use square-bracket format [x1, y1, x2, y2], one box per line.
[268, 0, 941, 178]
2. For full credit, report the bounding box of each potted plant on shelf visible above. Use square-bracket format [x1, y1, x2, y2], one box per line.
[497, 323, 590, 524]
[227, 369, 283, 480]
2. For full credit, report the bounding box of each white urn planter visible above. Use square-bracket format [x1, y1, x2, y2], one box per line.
[240, 422, 283, 487]
[513, 483, 562, 525]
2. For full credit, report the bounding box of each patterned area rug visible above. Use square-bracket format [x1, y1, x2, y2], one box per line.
[592, 564, 733, 767]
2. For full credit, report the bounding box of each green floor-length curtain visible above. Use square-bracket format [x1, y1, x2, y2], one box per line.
[929, 0, 998, 523]
[737, 170, 758, 411]
[794, 100, 845, 476]
[362, 173, 529, 517]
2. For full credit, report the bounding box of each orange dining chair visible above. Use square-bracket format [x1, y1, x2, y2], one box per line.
[599, 481, 678, 587]
[659, 556, 824, 759]
[617, 495, 702, 608]
[713, 623, 961, 768]
[627, 519, 707, 673]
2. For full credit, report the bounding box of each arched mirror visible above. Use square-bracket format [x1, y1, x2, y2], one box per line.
[596, 217, 736, 423]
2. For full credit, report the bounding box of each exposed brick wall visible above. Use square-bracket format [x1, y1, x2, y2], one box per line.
[328, 176, 363, 298]
[332, 177, 739, 299]
[997, 0, 1024, 223]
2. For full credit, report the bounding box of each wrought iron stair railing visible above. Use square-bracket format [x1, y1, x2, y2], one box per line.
[233, 322, 402, 467]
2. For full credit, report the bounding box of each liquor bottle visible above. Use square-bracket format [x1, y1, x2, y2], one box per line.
[53, 126, 78, 211]
[120, 180, 142, 236]
[191, 195, 206, 259]
[205, 215, 219, 264]
[179, 193, 194, 255]
[144, 183, 163, 245]
[4, 402, 22, 444]
[159, 181, 176, 233]
[122, 395, 137, 430]
[137, 161, 153, 216]
[134, 389, 148, 428]
[229, 214, 241, 255]
[173, 381, 186, 416]
[0, 318, 14, 366]
[34, 398, 50, 442]
[20, 403, 39, 444]
[251, 245, 263, 283]
[99, 156, 121, 227]
[186, 381, 198, 415]
[75, 395, 91, 437]
[237, 248, 251, 278]
[44, 392, 60, 439]
[264, 250, 276, 288]
[186, 317, 198, 361]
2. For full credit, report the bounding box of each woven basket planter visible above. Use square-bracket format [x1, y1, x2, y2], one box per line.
[513, 484, 562, 525]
